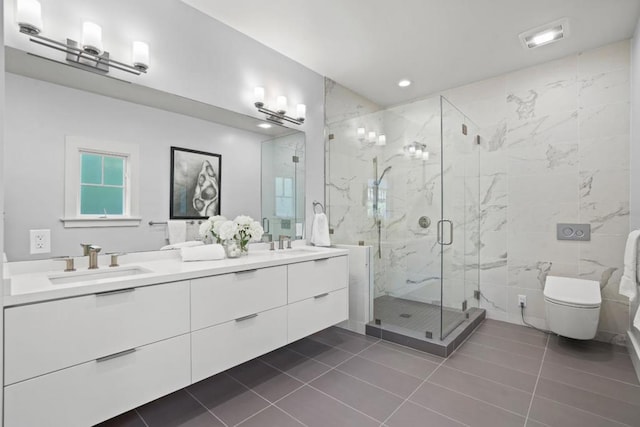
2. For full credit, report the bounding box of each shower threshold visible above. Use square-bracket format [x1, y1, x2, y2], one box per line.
[366, 298, 485, 357]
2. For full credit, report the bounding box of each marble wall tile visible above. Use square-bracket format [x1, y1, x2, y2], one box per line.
[579, 170, 630, 234]
[506, 55, 577, 94]
[579, 102, 630, 139]
[579, 234, 627, 302]
[577, 39, 630, 78]
[479, 284, 509, 319]
[506, 287, 547, 328]
[579, 134, 630, 173]
[579, 67, 630, 108]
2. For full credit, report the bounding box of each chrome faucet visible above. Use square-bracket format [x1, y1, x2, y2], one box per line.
[81, 244, 102, 269]
[278, 235, 291, 250]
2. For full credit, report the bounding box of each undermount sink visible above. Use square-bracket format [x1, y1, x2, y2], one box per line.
[48, 266, 152, 285]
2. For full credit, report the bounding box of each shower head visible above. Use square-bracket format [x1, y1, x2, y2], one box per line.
[377, 166, 392, 184]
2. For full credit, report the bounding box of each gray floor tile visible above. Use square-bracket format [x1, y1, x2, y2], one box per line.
[310, 369, 404, 422]
[535, 377, 640, 426]
[456, 341, 542, 375]
[385, 402, 465, 427]
[484, 318, 547, 339]
[467, 331, 546, 359]
[428, 365, 532, 415]
[309, 327, 379, 354]
[276, 385, 379, 427]
[286, 337, 354, 366]
[186, 373, 269, 426]
[227, 359, 304, 403]
[475, 322, 548, 348]
[528, 396, 627, 427]
[525, 420, 550, 427]
[336, 356, 423, 398]
[444, 351, 538, 392]
[545, 337, 639, 384]
[96, 410, 146, 427]
[409, 382, 526, 427]
[236, 406, 305, 427]
[377, 340, 445, 364]
[137, 390, 224, 427]
[260, 347, 331, 382]
[541, 360, 640, 406]
[358, 342, 441, 379]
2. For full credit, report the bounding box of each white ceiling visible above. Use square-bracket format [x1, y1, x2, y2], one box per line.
[182, 0, 640, 107]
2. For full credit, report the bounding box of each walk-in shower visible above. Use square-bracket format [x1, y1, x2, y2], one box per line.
[326, 95, 485, 356]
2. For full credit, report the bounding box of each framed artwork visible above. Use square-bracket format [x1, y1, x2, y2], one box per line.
[170, 146, 221, 219]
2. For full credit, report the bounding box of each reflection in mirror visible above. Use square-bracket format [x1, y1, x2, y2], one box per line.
[261, 132, 306, 241]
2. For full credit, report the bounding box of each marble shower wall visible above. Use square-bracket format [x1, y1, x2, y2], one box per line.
[325, 39, 631, 343]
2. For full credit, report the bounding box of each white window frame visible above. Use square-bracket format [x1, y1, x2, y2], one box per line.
[62, 136, 141, 228]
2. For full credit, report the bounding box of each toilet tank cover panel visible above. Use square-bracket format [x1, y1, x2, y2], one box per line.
[543, 276, 602, 306]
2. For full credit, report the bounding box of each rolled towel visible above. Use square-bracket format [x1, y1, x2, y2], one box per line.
[619, 230, 640, 300]
[160, 241, 204, 251]
[311, 212, 331, 247]
[167, 220, 186, 245]
[180, 244, 225, 262]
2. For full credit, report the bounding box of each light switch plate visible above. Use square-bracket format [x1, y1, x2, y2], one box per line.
[557, 223, 590, 241]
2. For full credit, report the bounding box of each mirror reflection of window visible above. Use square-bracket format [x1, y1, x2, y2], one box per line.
[275, 176, 295, 218]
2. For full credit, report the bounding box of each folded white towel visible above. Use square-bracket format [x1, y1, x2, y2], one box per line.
[619, 230, 640, 300]
[167, 220, 186, 245]
[161, 241, 204, 251]
[180, 244, 225, 262]
[311, 213, 331, 247]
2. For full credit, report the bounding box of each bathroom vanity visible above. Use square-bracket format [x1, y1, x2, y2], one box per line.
[2, 246, 348, 427]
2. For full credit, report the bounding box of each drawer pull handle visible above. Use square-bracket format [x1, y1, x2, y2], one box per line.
[95, 288, 135, 297]
[314, 258, 330, 262]
[96, 348, 137, 363]
[235, 313, 258, 322]
[314, 293, 330, 299]
[235, 269, 258, 275]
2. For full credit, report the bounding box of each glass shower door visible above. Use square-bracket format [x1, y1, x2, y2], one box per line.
[440, 96, 480, 339]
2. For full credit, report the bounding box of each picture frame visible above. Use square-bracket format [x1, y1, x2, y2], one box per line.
[170, 146, 222, 219]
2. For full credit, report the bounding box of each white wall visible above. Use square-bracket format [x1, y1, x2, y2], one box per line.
[4, 74, 266, 260]
[3, 0, 325, 245]
[632, 17, 640, 231]
[0, 2, 5, 421]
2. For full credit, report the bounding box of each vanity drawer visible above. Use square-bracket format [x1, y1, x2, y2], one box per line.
[5, 333, 190, 427]
[287, 255, 348, 303]
[5, 280, 190, 385]
[191, 305, 287, 383]
[191, 266, 287, 330]
[288, 288, 349, 343]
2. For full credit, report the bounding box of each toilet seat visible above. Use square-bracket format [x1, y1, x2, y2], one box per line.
[543, 276, 601, 308]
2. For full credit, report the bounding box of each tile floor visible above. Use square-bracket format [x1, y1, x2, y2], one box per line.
[98, 319, 640, 427]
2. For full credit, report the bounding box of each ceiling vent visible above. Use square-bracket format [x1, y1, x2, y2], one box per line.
[519, 18, 570, 49]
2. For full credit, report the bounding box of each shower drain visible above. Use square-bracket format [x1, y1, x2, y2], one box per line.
[399, 313, 412, 318]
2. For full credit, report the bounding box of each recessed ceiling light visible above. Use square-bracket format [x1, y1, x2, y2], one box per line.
[257, 123, 272, 129]
[398, 79, 412, 88]
[519, 18, 569, 49]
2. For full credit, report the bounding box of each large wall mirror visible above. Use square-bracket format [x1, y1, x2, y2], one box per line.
[261, 132, 306, 241]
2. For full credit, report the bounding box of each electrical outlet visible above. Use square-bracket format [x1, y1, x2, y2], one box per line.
[518, 294, 527, 307]
[30, 229, 51, 254]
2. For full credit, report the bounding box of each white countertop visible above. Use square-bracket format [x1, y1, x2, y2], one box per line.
[3, 245, 348, 307]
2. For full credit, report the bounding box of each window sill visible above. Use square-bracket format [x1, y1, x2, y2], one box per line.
[60, 217, 142, 228]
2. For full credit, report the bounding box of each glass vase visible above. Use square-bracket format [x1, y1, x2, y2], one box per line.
[223, 239, 241, 258]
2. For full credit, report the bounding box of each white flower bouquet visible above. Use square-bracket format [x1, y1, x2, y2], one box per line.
[199, 215, 228, 243]
[200, 214, 264, 256]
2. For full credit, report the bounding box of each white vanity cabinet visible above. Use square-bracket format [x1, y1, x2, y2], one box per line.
[3, 252, 349, 427]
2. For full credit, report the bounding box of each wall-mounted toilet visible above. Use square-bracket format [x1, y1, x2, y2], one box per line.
[544, 276, 602, 340]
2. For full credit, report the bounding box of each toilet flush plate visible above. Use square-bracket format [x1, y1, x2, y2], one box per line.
[557, 223, 591, 241]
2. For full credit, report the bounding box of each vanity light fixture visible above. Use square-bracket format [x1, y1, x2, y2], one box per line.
[16, 0, 150, 75]
[519, 18, 569, 49]
[405, 141, 429, 160]
[253, 86, 306, 126]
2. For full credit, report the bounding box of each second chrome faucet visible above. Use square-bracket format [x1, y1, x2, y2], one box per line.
[80, 243, 102, 269]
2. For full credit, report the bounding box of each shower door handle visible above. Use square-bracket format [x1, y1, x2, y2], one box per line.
[437, 220, 453, 246]
[262, 217, 270, 233]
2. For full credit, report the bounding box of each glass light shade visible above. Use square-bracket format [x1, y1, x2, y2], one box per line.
[368, 131, 376, 142]
[408, 145, 416, 154]
[254, 87, 265, 105]
[357, 127, 366, 139]
[132, 41, 149, 71]
[415, 148, 423, 158]
[377, 135, 387, 146]
[16, 0, 42, 34]
[296, 104, 306, 120]
[422, 151, 430, 160]
[82, 22, 103, 55]
[276, 96, 287, 113]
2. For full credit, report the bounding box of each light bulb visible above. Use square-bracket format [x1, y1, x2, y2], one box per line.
[296, 104, 306, 120]
[415, 148, 423, 158]
[368, 131, 376, 142]
[276, 96, 287, 114]
[82, 22, 103, 55]
[422, 151, 430, 161]
[377, 135, 387, 146]
[408, 145, 416, 154]
[132, 41, 149, 71]
[254, 87, 265, 106]
[16, 0, 42, 34]
[532, 30, 555, 46]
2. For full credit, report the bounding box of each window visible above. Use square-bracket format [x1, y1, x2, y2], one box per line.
[63, 137, 140, 228]
[275, 176, 294, 218]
